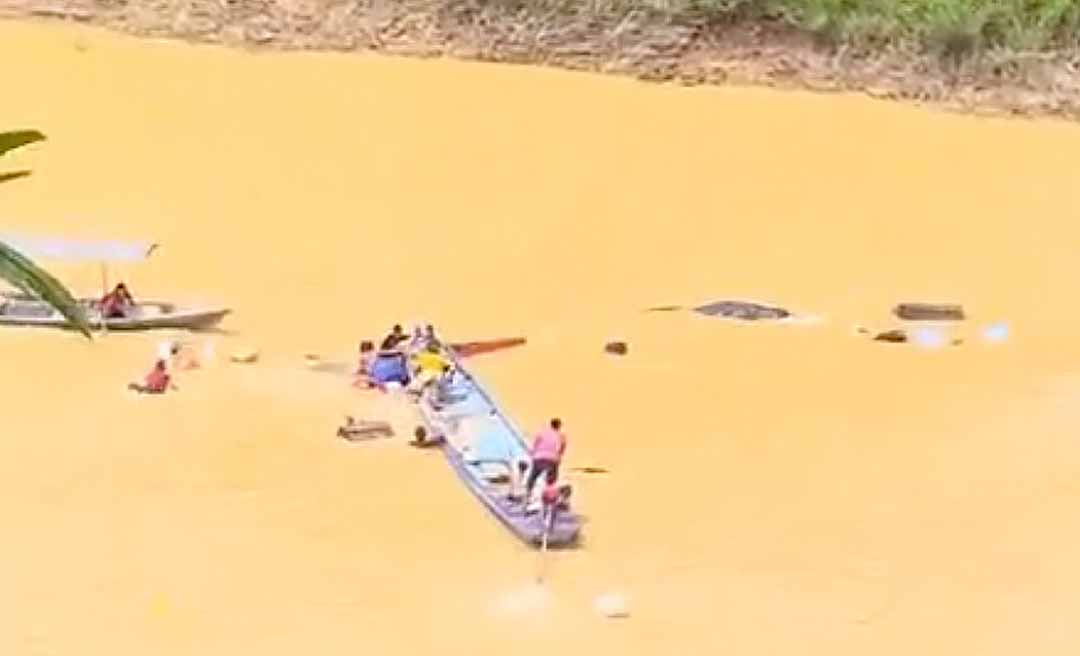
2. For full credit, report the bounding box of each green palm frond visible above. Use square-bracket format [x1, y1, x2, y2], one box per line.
[0, 130, 92, 339]
[0, 241, 91, 338]
[0, 130, 45, 158]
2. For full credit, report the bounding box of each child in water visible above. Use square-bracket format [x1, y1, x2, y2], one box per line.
[128, 359, 176, 394]
[353, 340, 375, 387]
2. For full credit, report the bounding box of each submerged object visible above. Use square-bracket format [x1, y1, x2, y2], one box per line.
[415, 349, 583, 548]
[894, 303, 965, 321]
[604, 341, 628, 355]
[229, 347, 259, 363]
[873, 329, 907, 343]
[337, 417, 394, 441]
[694, 300, 791, 321]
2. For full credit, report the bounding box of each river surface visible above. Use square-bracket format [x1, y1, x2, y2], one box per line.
[2, 19, 1080, 656]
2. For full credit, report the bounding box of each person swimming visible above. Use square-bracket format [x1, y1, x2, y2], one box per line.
[100, 282, 135, 319]
[353, 340, 376, 387]
[127, 359, 174, 394]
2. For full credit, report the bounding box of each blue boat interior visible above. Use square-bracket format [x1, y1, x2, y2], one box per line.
[435, 373, 529, 481]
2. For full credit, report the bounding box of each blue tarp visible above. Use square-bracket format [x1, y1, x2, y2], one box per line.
[369, 353, 409, 385]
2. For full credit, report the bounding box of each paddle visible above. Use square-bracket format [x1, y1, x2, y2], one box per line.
[536, 503, 554, 584]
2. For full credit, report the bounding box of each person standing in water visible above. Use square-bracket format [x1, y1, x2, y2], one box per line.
[524, 418, 567, 503]
[353, 340, 376, 387]
[128, 359, 175, 394]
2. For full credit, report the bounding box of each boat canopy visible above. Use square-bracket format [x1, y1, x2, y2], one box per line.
[0, 235, 158, 262]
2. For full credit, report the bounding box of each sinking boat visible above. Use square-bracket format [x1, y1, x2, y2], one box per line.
[0, 234, 230, 332]
[415, 351, 583, 548]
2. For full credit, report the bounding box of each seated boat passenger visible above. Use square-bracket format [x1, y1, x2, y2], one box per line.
[423, 323, 442, 349]
[127, 359, 174, 394]
[406, 324, 426, 351]
[100, 282, 135, 319]
[407, 342, 453, 398]
[380, 324, 409, 352]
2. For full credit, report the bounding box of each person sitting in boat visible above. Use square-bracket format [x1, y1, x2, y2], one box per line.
[406, 324, 426, 351]
[407, 341, 453, 399]
[423, 324, 442, 349]
[524, 418, 567, 504]
[352, 340, 376, 387]
[380, 324, 408, 352]
[127, 359, 175, 394]
[100, 282, 135, 319]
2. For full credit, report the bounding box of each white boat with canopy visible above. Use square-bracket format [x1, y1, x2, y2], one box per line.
[0, 234, 230, 331]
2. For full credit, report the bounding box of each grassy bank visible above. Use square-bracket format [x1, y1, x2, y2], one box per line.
[5, 0, 1080, 119]
[534, 0, 1080, 59]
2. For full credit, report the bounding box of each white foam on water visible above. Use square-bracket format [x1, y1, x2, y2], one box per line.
[593, 592, 630, 619]
[202, 340, 216, 363]
[983, 323, 1010, 344]
[489, 582, 553, 618]
[912, 327, 948, 349]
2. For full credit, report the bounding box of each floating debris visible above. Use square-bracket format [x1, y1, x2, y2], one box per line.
[694, 300, 791, 321]
[230, 347, 259, 363]
[604, 341, 628, 355]
[894, 303, 965, 321]
[450, 337, 526, 358]
[337, 417, 394, 441]
[873, 329, 907, 343]
[644, 305, 683, 312]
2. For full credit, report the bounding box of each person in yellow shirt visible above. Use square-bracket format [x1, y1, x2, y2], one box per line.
[408, 342, 453, 399]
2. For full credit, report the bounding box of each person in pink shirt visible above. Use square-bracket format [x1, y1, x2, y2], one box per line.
[524, 418, 567, 502]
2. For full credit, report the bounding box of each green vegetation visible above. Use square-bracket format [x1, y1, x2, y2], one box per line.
[562, 0, 1080, 58]
[768, 0, 1080, 56]
[0, 131, 92, 338]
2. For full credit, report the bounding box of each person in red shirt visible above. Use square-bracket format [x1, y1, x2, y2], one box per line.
[100, 282, 135, 319]
[127, 359, 175, 394]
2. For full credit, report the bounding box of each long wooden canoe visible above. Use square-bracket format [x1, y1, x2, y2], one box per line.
[415, 349, 582, 548]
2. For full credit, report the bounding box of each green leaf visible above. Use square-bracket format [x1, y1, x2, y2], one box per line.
[0, 130, 45, 158]
[0, 170, 31, 184]
[0, 241, 92, 339]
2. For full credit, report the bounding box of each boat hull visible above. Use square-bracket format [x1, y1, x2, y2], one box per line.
[0, 295, 230, 331]
[416, 358, 583, 549]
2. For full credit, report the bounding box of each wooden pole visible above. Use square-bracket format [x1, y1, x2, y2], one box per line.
[99, 261, 108, 335]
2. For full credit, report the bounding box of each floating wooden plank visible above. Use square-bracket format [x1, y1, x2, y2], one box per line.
[893, 303, 965, 321]
[448, 337, 526, 358]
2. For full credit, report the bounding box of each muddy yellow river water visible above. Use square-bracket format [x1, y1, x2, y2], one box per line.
[2, 19, 1080, 655]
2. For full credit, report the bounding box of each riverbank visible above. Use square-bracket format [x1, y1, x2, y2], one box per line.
[4, 0, 1080, 121]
